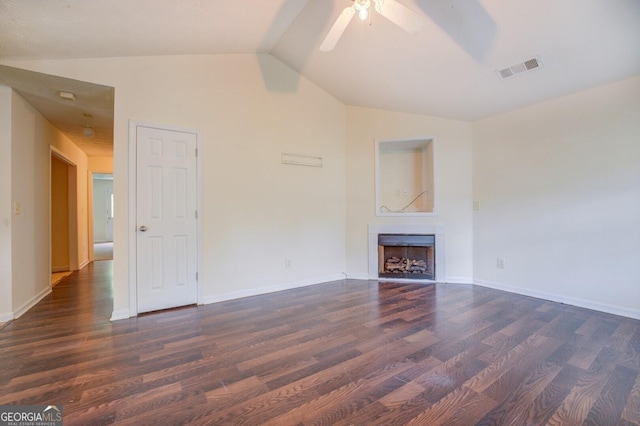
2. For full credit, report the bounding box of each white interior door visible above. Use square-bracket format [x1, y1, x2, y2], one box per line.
[136, 125, 198, 313]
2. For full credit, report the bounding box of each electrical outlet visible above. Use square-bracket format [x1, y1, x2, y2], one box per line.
[497, 258, 505, 269]
[285, 259, 292, 269]
[14, 202, 21, 215]
[473, 200, 480, 211]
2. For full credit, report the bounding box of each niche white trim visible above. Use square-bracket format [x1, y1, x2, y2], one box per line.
[375, 137, 438, 217]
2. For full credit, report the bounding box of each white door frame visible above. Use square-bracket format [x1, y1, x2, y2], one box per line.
[128, 120, 203, 316]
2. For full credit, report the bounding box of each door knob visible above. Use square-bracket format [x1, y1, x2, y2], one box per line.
[139, 225, 147, 232]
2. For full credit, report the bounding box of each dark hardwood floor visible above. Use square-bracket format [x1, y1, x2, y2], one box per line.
[1, 261, 639, 425]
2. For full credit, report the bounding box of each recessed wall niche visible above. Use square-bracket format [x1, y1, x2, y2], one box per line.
[375, 138, 436, 216]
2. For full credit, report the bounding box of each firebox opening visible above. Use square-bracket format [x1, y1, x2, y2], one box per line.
[378, 234, 435, 280]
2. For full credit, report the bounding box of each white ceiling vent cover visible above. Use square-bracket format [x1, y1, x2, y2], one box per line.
[496, 56, 543, 80]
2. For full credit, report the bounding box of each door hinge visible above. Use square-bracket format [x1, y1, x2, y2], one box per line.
[196, 272, 198, 281]
[195, 147, 198, 157]
[195, 210, 198, 219]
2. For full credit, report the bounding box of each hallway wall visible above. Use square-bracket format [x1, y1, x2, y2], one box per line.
[0, 87, 89, 320]
[0, 86, 12, 319]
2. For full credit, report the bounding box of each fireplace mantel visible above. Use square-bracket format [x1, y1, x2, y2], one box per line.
[368, 224, 445, 282]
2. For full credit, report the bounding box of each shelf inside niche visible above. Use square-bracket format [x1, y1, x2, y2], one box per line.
[375, 138, 436, 216]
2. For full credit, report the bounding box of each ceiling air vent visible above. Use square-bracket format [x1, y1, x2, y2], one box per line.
[496, 56, 543, 80]
[523, 57, 542, 70]
[498, 68, 514, 79]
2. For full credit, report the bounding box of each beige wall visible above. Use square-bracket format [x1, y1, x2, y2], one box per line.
[10, 90, 51, 314]
[88, 156, 114, 173]
[345, 106, 474, 282]
[1, 54, 347, 318]
[51, 155, 70, 271]
[0, 86, 12, 320]
[472, 76, 640, 317]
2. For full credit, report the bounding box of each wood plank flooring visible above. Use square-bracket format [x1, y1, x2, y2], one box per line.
[1, 260, 639, 425]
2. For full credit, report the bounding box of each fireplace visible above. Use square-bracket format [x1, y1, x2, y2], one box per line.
[368, 224, 444, 282]
[378, 234, 435, 280]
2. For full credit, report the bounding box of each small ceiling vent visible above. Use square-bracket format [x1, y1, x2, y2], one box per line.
[496, 56, 543, 80]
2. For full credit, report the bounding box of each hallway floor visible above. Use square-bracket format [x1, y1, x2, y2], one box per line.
[51, 271, 72, 287]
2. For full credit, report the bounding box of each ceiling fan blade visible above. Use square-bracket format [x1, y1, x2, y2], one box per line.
[375, 0, 424, 34]
[319, 6, 355, 52]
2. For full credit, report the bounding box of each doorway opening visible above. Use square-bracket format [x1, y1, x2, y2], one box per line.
[50, 150, 79, 286]
[92, 173, 114, 261]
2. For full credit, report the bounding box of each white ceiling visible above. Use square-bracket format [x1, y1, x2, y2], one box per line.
[1, 0, 639, 155]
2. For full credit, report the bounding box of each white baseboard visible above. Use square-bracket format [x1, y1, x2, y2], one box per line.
[0, 312, 13, 322]
[344, 273, 468, 284]
[13, 286, 51, 319]
[344, 273, 372, 280]
[78, 259, 90, 269]
[202, 274, 344, 305]
[474, 279, 640, 320]
[378, 277, 436, 284]
[52, 266, 69, 273]
[110, 309, 132, 321]
[445, 276, 473, 284]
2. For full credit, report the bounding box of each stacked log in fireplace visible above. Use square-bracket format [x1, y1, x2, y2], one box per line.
[384, 257, 427, 274]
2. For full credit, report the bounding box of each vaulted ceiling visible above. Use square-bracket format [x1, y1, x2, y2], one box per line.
[1, 0, 639, 156]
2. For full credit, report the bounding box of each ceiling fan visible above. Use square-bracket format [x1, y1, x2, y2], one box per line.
[320, 0, 424, 52]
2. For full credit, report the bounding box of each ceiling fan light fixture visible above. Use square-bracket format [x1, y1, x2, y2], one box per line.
[353, 0, 370, 21]
[83, 125, 94, 138]
[320, 0, 423, 52]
